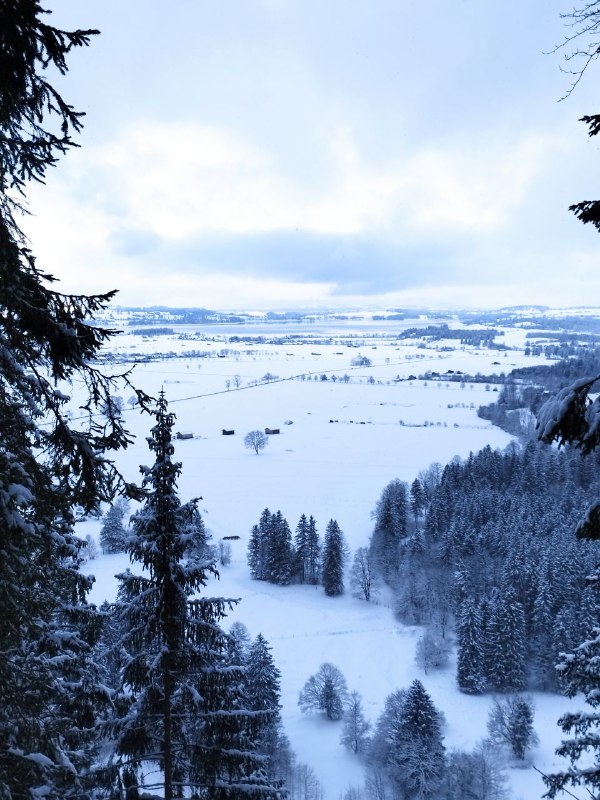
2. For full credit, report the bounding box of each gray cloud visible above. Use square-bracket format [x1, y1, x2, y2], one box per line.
[108, 228, 452, 295]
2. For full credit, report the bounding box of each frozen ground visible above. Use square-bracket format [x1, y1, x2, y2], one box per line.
[78, 322, 582, 799]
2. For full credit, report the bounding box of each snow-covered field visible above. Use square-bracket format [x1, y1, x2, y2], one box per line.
[79, 321, 580, 799]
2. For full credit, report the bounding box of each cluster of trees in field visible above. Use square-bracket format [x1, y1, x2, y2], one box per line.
[524, 339, 600, 357]
[247, 510, 347, 596]
[129, 327, 175, 336]
[396, 324, 501, 347]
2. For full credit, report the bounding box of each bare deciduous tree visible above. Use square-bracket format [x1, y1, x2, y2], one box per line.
[244, 429, 268, 454]
[298, 663, 348, 721]
[350, 547, 378, 602]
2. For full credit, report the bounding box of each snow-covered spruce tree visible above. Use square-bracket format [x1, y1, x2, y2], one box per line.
[293, 513, 309, 582]
[456, 596, 486, 694]
[0, 5, 149, 797]
[484, 587, 526, 692]
[369, 689, 408, 775]
[369, 478, 409, 582]
[322, 519, 346, 596]
[245, 634, 282, 717]
[247, 508, 271, 580]
[304, 515, 321, 585]
[244, 634, 291, 782]
[265, 510, 294, 585]
[187, 504, 215, 563]
[112, 394, 281, 799]
[100, 496, 129, 553]
[410, 477, 426, 531]
[386, 680, 445, 800]
[531, 568, 559, 691]
[543, 626, 600, 797]
[248, 525, 266, 580]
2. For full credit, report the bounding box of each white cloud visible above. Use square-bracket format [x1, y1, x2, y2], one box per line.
[20, 116, 583, 308]
[42, 120, 566, 240]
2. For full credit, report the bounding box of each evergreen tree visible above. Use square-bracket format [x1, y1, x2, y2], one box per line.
[340, 691, 371, 755]
[246, 633, 282, 716]
[410, 477, 426, 531]
[484, 588, 527, 692]
[248, 508, 272, 581]
[187, 505, 214, 563]
[322, 519, 346, 596]
[386, 680, 445, 800]
[112, 394, 280, 799]
[305, 515, 321, 585]
[96, 600, 125, 692]
[370, 478, 408, 581]
[579, 584, 599, 641]
[248, 522, 267, 580]
[545, 622, 600, 797]
[0, 6, 149, 797]
[506, 698, 538, 761]
[244, 633, 289, 781]
[265, 510, 294, 585]
[531, 572, 557, 691]
[456, 597, 485, 693]
[369, 689, 409, 773]
[534, 93, 600, 794]
[100, 497, 129, 553]
[293, 514, 309, 582]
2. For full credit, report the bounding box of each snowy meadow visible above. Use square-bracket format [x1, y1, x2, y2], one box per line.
[79, 318, 581, 799]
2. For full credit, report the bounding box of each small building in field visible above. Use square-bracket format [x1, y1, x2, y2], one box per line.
[222, 429, 235, 435]
[265, 427, 280, 435]
[175, 431, 193, 440]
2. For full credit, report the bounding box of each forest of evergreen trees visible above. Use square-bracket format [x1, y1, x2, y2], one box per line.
[369, 443, 600, 694]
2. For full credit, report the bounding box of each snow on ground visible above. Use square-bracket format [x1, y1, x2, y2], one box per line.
[79, 323, 579, 799]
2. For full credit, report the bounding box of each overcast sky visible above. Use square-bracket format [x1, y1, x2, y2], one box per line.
[21, 0, 600, 310]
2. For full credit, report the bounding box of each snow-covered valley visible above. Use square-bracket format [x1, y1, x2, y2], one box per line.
[78, 319, 588, 799]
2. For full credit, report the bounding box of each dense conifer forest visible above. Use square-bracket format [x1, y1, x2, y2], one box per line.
[374, 443, 600, 693]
